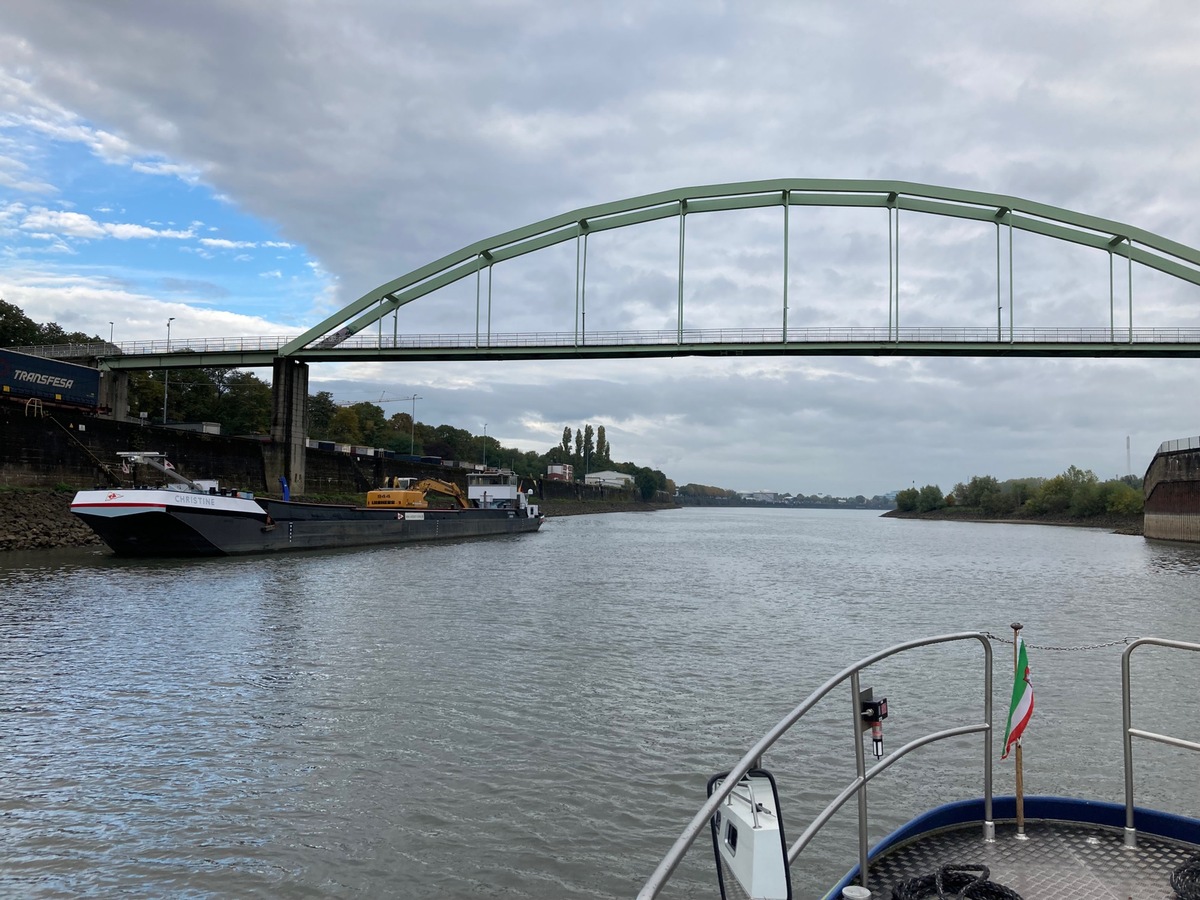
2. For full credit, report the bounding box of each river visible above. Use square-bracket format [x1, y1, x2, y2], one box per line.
[3, 508, 1200, 898]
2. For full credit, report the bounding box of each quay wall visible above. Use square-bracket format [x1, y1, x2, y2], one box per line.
[1, 404, 493, 494]
[1143, 446, 1200, 542]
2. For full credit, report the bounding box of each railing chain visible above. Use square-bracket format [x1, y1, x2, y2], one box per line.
[985, 632, 1137, 652]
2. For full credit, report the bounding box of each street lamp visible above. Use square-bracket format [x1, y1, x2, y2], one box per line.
[163, 317, 175, 424]
[403, 393, 422, 454]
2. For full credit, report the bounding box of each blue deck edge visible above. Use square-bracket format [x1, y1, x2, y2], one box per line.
[824, 795, 1200, 898]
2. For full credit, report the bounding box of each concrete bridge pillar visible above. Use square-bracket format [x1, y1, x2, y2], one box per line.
[270, 357, 308, 497]
[99, 368, 130, 421]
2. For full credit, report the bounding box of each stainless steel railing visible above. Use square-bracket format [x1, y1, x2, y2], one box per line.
[1122, 637, 1200, 848]
[637, 632, 993, 899]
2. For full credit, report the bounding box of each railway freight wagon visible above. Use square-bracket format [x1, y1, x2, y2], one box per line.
[0, 347, 101, 410]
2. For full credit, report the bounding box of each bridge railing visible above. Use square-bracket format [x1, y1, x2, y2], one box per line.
[1155, 436, 1200, 454]
[12, 325, 1200, 361]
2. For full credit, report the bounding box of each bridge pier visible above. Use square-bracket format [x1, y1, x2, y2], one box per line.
[269, 358, 308, 497]
[99, 369, 130, 421]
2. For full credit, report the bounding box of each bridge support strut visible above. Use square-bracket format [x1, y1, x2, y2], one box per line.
[270, 358, 308, 497]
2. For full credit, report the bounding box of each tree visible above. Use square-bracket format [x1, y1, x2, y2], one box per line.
[634, 467, 658, 500]
[895, 487, 919, 512]
[308, 391, 339, 438]
[583, 424, 595, 471]
[562, 427, 572, 454]
[596, 425, 609, 465]
[574, 428, 583, 461]
[328, 407, 364, 444]
[217, 371, 272, 434]
[916, 484, 945, 512]
[957, 475, 1000, 508]
[0, 299, 43, 346]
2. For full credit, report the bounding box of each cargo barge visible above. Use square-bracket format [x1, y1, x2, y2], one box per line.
[71, 452, 543, 557]
[1142, 436, 1200, 542]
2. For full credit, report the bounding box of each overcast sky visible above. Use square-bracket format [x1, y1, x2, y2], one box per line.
[3, 1, 1200, 496]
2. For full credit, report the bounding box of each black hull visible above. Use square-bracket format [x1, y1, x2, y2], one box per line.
[77, 499, 543, 557]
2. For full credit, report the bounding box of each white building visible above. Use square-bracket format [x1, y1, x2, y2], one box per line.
[584, 470, 634, 488]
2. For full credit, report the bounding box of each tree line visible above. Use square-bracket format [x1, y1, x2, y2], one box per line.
[896, 466, 1143, 517]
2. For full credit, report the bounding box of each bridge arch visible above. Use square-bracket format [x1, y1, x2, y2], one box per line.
[281, 179, 1200, 356]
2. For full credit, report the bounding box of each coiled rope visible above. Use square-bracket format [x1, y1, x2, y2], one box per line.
[1173, 855, 1200, 899]
[891, 864, 1023, 900]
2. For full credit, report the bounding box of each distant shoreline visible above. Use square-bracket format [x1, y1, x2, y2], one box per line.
[881, 507, 1143, 536]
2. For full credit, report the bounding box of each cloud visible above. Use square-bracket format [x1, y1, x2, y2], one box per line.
[200, 238, 257, 249]
[19, 207, 194, 240]
[3, 1, 1200, 494]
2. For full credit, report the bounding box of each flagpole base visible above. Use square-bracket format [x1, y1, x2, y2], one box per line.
[983, 820, 995, 843]
[1124, 826, 1138, 849]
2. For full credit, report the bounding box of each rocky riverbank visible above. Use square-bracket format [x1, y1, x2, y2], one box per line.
[0, 489, 105, 551]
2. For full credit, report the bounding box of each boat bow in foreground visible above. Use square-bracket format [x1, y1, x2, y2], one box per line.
[639, 634, 1200, 900]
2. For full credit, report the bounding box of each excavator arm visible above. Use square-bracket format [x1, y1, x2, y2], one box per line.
[413, 478, 469, 508]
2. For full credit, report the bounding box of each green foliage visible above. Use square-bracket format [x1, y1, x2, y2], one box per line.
[327, 407, 364, 444]
[678, 483, 739, 500]
[634, 467, 659, 500]
[916, 484, 945, 512]
[1103, 481, 1144, 515]
[308, 392, 338, 438]
[895, 487, 919, 512]
[0, 299, 43, 346]
[953, 475, 1000, 508]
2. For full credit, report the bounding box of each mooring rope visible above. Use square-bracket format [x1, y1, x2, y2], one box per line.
[1173, 855, 1200, 900]
[891, 864, 1023, 900]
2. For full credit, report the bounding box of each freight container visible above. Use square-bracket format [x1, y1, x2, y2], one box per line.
[0, 347, 100, 409]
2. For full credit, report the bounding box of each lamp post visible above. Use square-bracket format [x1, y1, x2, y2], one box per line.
[483, 423, 488, 467]
[163, 317, 175, 424]
[403, 393, 422, 454]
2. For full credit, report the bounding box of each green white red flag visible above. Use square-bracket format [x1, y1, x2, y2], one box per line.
[1002, 637, 1034, 760]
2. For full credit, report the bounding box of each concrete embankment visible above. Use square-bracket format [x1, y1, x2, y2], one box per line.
[1143, 444, 1200, 542]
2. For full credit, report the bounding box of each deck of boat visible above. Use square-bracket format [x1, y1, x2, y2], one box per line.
[860, 819, 1198, 900]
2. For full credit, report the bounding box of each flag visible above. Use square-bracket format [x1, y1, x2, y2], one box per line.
[1002, 637, 1034, 760]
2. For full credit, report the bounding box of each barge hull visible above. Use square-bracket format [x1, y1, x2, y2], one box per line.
[73, 498, 542, 557]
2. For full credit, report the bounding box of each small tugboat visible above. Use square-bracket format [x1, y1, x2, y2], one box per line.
[71, 451, 543, 557]
[638, 632, 1200, 900]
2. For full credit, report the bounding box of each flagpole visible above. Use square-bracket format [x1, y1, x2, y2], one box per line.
[1012, 621, 1026, 839]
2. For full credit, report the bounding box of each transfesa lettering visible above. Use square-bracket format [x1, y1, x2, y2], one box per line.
[15, 369, 74, 389]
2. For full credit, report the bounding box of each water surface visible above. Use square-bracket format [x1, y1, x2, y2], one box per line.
[3, 508, 1199, 897]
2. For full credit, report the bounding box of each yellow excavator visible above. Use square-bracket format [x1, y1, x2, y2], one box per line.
[365, 477, 469, 509]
